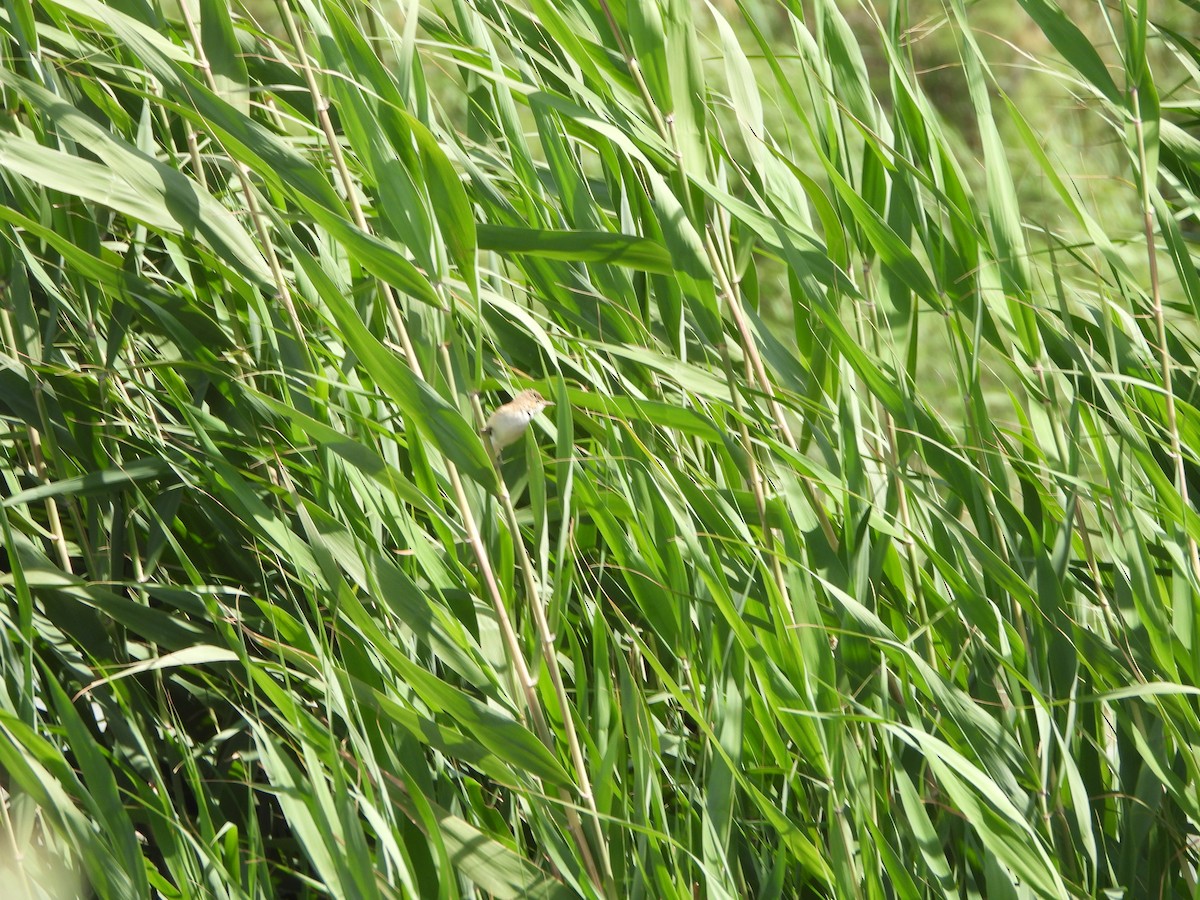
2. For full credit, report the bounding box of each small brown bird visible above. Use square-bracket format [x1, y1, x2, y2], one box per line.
[482, 389, 553, 458]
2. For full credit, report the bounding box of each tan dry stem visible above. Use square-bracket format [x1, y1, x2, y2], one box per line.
[1131, 85, 1200, 583]
[463, 382, 612, 891]
[703, 231, 840, 552]
[274, 4, 607, 890]
[178, 0, 307, 355]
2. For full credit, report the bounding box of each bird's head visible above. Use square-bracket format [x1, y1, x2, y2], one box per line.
[514, 389, 553, 414]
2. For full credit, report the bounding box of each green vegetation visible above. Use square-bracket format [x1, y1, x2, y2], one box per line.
[2, 0, 1200, 895]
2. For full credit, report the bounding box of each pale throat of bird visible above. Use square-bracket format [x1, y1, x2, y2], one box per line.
[483, 391, 552, 454]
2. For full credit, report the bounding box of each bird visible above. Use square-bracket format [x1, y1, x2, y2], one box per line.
[482, 389, 553, 459]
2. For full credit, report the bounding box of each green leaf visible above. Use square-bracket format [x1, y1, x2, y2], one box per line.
[478, 224, 673, 274]
[0, 70, 272, 285]
[3, 458, 172, 508]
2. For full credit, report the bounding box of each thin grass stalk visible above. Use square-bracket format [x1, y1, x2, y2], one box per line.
[1130, 85, 1199, 582]
[272, 5, 604, 887]
[0, 509, 35, 729]
[860, 259, 930, 660]
[703, 230, 839, 551]
[268, 0, 544, 719]
[25, 418, 71, 574]
[1040, 359, 1117, 641]
[38, 383, 97, 572]
[182, 119, 206, 190]
[272, 0, 424, 370]
[176, 0, 307, 358]
[447, 454, 611, 891]
[269, 1, 541, 717]
[719, 341, 795, 630]
[0, 298, 74, 574]
[594, 0, 669, 140]
[464, 383, 612, 891]
[276, 2, 351, 218]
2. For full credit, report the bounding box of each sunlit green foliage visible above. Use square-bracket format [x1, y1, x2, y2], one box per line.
[2, 0, 1200, 896]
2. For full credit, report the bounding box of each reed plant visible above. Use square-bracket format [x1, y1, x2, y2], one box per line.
[2, 0, 1199, 895]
